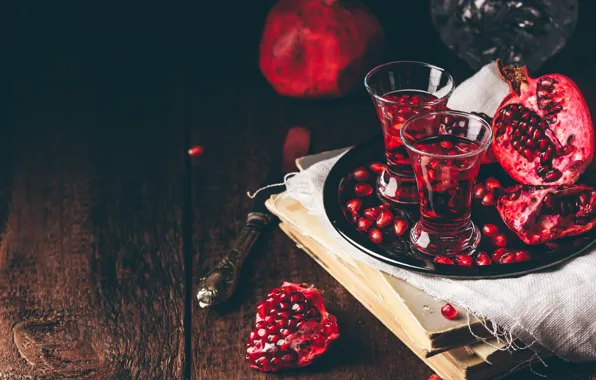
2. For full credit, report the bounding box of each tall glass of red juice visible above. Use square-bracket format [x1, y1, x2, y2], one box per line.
[365, 61, 455, 204]
[400, 110, 493, 256]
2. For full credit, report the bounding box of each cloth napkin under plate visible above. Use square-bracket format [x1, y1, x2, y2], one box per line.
[278, 62, 596, 362]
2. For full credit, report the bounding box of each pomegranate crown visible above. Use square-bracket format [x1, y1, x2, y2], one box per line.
[496, 59, 530, 95]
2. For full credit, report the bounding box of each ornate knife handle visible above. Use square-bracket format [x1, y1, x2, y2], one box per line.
[197, 212, 274, 308]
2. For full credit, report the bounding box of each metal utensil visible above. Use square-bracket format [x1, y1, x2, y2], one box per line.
[197, 127, 311, 308]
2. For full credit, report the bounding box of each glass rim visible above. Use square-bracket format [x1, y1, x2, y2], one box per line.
[400, 110, 494, 159]
[364, 60, 455, 106]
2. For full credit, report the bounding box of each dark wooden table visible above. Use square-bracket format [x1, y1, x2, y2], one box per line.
[4, 1, 596, 379]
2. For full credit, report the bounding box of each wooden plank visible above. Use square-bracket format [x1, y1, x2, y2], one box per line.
[0, 54, 186, 377]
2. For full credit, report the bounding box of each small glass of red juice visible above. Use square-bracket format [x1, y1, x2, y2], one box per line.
[364, 61, 455, 204]
[400, 111, 493, 256]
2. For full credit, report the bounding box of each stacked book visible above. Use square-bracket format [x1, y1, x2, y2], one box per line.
[265, 149, 544, 380]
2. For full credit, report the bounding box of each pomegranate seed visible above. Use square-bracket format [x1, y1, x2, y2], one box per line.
[363, 207, 382, 220]
[428, 375, 442, 380]
[491, 248, 508, 262]
[514, 250, 531, 262]
[485, 177, 501, 191]
[393, 218, 409, 236]
[345, 199, 362, 213]
[440, 140, 454, 150]
[482, 224, 499, 237]
[433, 255, 454, 265]
[493, 234, 507, 247]
[257, 301, 270, 317]
[481, 192, 494, 206]
[188, 145, 204, 157]
[475, 252, 492, 266]
[499, 252, 515, 264]
[369, 162, 386, 174]
[474, 184, 486, 199]
[352, 167, 370, 182]
[354, 183, 373, 197]
[455, 254, 473, 267]
[376, 209, 394, 228]
[357, 218, 373, 232]
[368, 228, 383, 243]
[441, 303, 458, 319]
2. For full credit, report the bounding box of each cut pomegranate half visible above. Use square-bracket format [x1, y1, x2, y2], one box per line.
[496, 184, 596, 245]
[492, 61, 594, 185]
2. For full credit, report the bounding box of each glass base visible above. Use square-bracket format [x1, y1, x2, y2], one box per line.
[410, 220, 481, 256]
[376, 169, 419, 204]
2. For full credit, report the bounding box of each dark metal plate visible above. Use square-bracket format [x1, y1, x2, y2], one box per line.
[323, 135, 596, 279]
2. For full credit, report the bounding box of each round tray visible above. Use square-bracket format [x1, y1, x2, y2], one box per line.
[323, 135, 596, 279]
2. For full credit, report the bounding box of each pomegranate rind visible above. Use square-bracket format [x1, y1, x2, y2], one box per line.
[496, 184, 596, 245]
[247, 282, 339, 372]
[492, 62, 594, 185]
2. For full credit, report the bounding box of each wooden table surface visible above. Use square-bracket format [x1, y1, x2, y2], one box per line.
[4, 1, 596, 379]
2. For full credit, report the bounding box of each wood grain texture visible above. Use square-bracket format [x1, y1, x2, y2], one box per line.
[2, 44, 186, 378]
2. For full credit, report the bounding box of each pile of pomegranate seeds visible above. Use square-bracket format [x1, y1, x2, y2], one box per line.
[246, 282, 339, 372]
[344, 166, 412, 245]
[440, 303, 458, 319]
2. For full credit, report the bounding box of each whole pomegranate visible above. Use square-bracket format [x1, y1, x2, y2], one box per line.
[246, 282, 339, 372]
[496, 184, 596, 244]
[259, 0, 386, 98]
[492, 60, 594, 185]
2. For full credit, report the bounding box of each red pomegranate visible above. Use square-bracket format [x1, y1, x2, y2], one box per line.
[259, 0, 386, 98]
[492, 60, 594, 185]
[496, 184, 596, 245]
[246, 282, 339, 372]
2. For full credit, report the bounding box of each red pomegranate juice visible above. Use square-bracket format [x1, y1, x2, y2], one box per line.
[378, 90, 442, 175]
[412, 135, 482, 232]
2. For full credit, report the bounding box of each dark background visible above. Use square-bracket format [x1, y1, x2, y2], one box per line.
[3, 1, 596, 379]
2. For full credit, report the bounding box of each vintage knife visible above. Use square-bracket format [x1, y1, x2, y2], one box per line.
[197, 127, 311, 308]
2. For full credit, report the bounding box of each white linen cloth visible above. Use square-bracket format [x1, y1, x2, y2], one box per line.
[279, 62, 596, 362]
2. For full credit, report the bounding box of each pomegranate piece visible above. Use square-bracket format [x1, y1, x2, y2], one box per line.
[499, 252, 515, 264]
[514, 250, 531, 262]
[393, 218, 409, 236]
[455, 254, 472, 267]
[354, 183, 373, 197]
[475, 252, 492, 266]
[352, 167, 370, 182]
[492, 60, 594, 185]
[496, 184, 596, 244]
[357, 218, 373, 232]
[363, 207, 382, 220]
[369, 162, 386, 175]
[345, 199, 362, 214]
[474, 183, 486, 199]
[481, 192, 494, 206]
[492, 234, 507, 247]
[247, 283, 339, 372]
[433, 255, 454, 265]
[491, 248, 508, 262]
[482, 224, 499, 237]
[440, 303, 458, 319]
[188, 145, 204, 157]
[368, 228, 383, 243]
[376, 209, 394, 228]
[485, 178, 501, 191]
